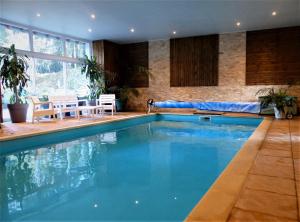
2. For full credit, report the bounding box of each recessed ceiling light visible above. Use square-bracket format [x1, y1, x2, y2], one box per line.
[236, 22, 241, 27]
[36, 13, 41, 17]
[88, 28, 92, 32]
[91, 14, 96, 19]
[130, 28, 135, 33]
[272, 11, 277, 16]
[172, 31, 177, 35]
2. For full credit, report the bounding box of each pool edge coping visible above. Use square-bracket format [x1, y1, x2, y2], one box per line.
[185, 117, 272, 222]
[0, 113, 155, 142]
[0, 113, 262, 142]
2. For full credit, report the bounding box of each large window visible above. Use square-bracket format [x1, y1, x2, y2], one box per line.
[0, 21, 91, 122]
[33, 32, 64, 56]
[66, 40, 89, 59]
[0, 22, 90, 59]
[34, 59, 64, 95]
[66, 63, 89, 95]
[27, 59, 88, 96]
[0, 23, 30, 50]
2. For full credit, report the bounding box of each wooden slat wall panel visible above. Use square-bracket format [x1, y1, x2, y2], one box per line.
[246, 26, 300, 85]
[103, 40, 120, 87]
[120, 42, 149, 88]
[92, 40, 105, 65]
[170, 35, 219, 87]
[103, 41, 119, 74]
[92, 40, 121, 88]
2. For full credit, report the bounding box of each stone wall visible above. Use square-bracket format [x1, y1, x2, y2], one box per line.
[126, 32, 300, 111]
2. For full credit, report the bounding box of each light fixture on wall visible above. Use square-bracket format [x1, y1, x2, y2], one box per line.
[91, 14, 96, 19]
[36, 13, 41, 17]
[88, 28, 92, 32]
[272, 11, 277, 16]
[130, 28, 135, 33]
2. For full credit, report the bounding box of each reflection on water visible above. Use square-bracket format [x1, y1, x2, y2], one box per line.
[0, 132, 116, 221]
[1, 140, 92, 218]
[0, 121, 256, 221]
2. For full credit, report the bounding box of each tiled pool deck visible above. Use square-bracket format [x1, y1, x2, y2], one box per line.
[0, 112, 148, 141]
[228, 118, 300, 222]
[0, 113, 299, 221]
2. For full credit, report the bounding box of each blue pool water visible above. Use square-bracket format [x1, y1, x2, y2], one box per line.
[0, 115, 262, 221]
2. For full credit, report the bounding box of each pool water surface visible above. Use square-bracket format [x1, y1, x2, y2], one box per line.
[0, 115, 262, 221]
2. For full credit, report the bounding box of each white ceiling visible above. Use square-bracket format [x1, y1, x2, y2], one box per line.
[0, 0, 300, 43]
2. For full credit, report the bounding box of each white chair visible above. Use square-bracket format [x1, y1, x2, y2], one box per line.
[49, 95, 81, 120]
[49, 95, 103, 120]
[97, 94, 116, 115]
[31, 96, 57, 123]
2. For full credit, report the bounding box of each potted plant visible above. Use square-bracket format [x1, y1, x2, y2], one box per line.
[0, 44, 30, 123]
[107, 85, 139, 111]
[256, 88, 297, 119]
[105, 64, 151, 111]
[81, 55, 106, 105]
[284, 96, 297, 119]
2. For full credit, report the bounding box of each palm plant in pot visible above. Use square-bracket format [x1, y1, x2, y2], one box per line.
[256, 88, 297, 119]
[106, 85, 139, 111]
[81, 55, 106, 105]
[0, 44, 30, 123]
[105, 64, 151, 111]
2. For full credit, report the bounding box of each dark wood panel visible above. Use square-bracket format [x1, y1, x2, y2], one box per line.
[103, 41, 120, 74]
[92, 40, 105, 65]
[120, 42, 149, 88]
[103, 40, 120, 87]
[246, 26, 300, 85]
[170, 35, 219, 87]
[92, 40, 121, 88]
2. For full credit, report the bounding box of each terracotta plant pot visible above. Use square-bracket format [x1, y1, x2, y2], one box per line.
[7, 104, 29, 123]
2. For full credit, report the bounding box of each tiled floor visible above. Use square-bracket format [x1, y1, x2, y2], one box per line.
[228, 118, 300, 222]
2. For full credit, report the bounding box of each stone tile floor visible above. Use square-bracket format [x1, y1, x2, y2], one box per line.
[0, 112, 146, 140]
[228, 118, 300, 222]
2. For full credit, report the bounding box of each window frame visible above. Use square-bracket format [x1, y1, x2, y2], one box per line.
[0, 19, 91, 122]
[0, 19, 92, 63]
[0, 23, 30, 51]
[32, 31, 65, 56]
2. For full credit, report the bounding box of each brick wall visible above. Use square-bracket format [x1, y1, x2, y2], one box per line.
[126, 32, 300, 111]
